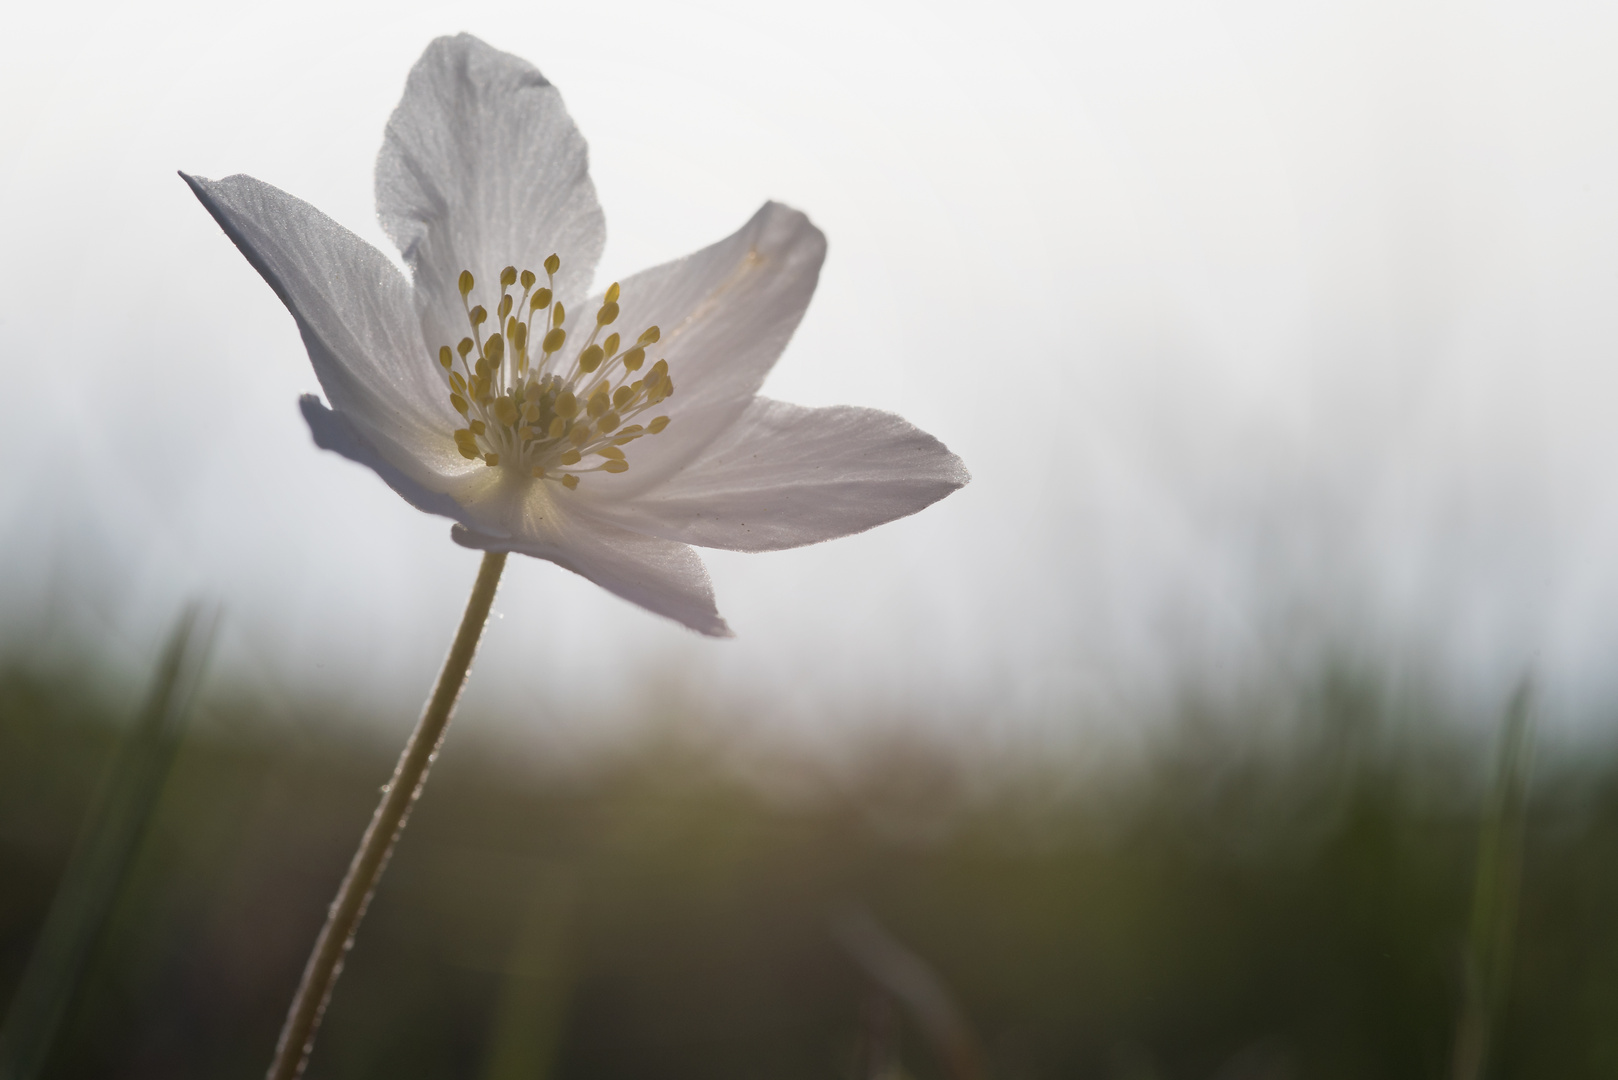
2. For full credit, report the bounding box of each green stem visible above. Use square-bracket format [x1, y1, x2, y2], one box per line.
[266, 551, 508, 1080]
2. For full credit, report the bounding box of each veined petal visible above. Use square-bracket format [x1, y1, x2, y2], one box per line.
[449, 490, 730, 636]
[183, 172, 468, 486]
[580, 201, 826, 497]
[581, 397, 969, 551]
[377, 33, 605, 353]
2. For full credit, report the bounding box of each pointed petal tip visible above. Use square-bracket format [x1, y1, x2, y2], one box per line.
[754, 200, 826, 259]
[449, 524, 733, 638]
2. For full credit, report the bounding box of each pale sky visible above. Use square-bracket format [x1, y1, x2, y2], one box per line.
[4, 0, 1618, 747]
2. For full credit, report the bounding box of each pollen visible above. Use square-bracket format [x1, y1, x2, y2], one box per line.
[432, 255, 675, 490]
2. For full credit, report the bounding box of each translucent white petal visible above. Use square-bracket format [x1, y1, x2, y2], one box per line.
[376, 33, 605, 356]
[184, 172, 469, 487]
[448, 493, 730, 636]
[300, 395, 486, 524]
[576, 201, 826, 498]
[580, 397, 969, 551]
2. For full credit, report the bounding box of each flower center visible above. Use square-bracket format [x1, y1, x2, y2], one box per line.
[435, 254, 674, 490]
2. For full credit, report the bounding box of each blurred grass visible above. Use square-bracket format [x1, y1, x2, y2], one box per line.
[4, 657, 1618, 1079]
[0, 608, 215, 1080]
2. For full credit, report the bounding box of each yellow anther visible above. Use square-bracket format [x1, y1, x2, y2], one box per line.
[436, 266, 671, 481]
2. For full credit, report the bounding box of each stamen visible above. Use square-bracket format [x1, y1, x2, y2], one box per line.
[436, 255, 674, 490]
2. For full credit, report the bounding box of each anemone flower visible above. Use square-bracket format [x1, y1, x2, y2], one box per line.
[187, 34, 966, 638]
[184, 33, 966, 1080]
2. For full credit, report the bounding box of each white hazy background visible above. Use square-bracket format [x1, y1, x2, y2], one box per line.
[3, 0, 1617, 748]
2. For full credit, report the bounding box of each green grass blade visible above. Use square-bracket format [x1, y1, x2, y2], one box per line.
[0, 604, 218, 1080]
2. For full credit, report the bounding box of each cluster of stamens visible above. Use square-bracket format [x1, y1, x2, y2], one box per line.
[438, 254, 674, 490]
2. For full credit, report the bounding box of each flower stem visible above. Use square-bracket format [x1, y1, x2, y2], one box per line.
[265, 550, 508, 1080]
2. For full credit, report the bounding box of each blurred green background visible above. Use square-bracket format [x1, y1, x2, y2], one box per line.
[4, 650, 1618, 1080]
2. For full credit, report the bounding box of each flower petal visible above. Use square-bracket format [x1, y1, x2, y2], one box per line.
[578, 201, 827, 497]
[183, 172, 468, 488]
[449, 501, 730, 637]
[376, 33, 605, 354]
[580, 397, 969, 551]
[299, 395, 478, 523]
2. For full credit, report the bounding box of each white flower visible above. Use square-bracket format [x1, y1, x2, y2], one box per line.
[185, 34, 967, 636]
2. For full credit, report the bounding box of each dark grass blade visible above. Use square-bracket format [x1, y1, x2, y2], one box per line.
[833, 906, 986, 1080]
[1451, 677, 1535, 1080]
[0, 604, 219, 1080]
